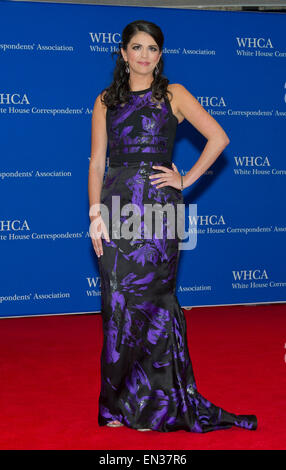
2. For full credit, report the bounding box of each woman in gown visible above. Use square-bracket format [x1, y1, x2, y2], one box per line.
[88, 20, 258, 433]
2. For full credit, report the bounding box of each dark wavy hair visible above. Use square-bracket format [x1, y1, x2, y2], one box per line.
[100, 19, 173, 108]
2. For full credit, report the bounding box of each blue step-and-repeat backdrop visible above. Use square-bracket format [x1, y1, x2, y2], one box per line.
[0, 1, 285, 318]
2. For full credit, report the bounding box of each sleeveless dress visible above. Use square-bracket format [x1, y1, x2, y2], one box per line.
[97, 86, 258, 432]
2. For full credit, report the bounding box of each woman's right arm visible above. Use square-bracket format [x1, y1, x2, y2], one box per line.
[88, 92, 107, 217]
[88, 92, 109, 256]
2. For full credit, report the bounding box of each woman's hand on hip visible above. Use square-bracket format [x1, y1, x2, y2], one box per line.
[149, 163, 182, 190]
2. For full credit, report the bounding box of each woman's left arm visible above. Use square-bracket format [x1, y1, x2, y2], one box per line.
[174, 83, 230, 188]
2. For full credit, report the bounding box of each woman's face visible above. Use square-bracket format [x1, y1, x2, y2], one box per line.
[121, 31, 162, 77]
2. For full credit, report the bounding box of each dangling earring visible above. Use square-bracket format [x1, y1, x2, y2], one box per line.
[154, 63, 159, 76]
[125, 61, 130, 74]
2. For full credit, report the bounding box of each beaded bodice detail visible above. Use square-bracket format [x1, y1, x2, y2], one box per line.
[106, 87, 178, 163]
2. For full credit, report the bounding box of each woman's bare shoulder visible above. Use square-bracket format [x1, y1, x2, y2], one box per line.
[166, 83, 187, 124]
[93, 90, 108, 116]
[167, 83, 190, 96]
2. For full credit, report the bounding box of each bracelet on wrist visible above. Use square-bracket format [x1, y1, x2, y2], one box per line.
[181, 173, 184, 191]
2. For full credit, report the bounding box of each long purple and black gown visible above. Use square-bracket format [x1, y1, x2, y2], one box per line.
[97, 86, 257, 432]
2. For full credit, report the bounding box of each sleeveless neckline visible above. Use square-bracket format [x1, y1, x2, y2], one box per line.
[129, 86, 152, 94]
[107, 84, 178, 163]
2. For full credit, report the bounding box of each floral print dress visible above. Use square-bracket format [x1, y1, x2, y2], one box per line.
[97, 86, 257, 432]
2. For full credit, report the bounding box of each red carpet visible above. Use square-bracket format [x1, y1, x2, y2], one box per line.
[0, 303, 285, 450]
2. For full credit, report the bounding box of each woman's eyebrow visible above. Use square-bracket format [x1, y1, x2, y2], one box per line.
[131, 42, 158, 47]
